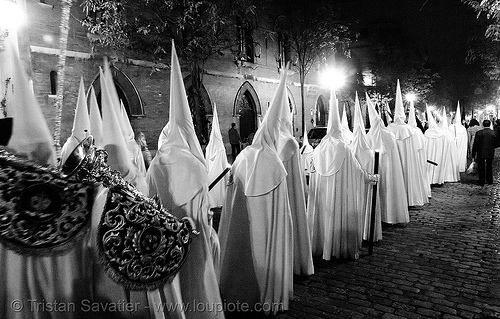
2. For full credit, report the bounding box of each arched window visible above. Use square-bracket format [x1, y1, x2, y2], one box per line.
[89, 65, 144, 117]
[315, 95, 327, 127]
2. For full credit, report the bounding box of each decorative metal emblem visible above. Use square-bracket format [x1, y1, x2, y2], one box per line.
[62, 136, 196, 290]
[0, 150, 92, 256]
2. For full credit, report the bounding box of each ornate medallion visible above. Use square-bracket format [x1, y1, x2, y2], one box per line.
[0, 150, 92, 256]
[98, 189, 193, 291]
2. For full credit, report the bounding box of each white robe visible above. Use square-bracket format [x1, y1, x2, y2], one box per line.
[307, 136, 369, 260]
[449, 124, 468, 172]
[425, 128, 460, 184]
[367, 126, 409, 224]
[279, 137, 314, 276]
[0, 236, 91, 319]
[410, 127, 431, 198]
[387, 123, 429, 206]
[218, 146, 293, 315]
[147, 146, 224, 319]
[350, 137, 382, 242]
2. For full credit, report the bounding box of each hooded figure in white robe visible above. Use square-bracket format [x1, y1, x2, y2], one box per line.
[440, 107, 460, 182]
[206, 103, 229, 209]
[0, 28, 90, 319]
[102, 60, 148, 194]
[299, 126, 314, 188]
[425, 106, 459, 184]
[386, 80, 429, 206]
[277, 85, 314, 276]
[146, 42, 224, 319]
[218, 68, 294, 315]
[60, 77, 91, 166]
[350, 92, 382, 242]
[449, 102, 468, 172]
[408, 100, 431, 198]
[366, 94, 409, 224]
[308, 89, 377, 261]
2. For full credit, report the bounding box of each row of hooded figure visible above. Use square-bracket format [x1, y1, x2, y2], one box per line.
[217, 78, 466, 315]
[0, 34, 468, 319]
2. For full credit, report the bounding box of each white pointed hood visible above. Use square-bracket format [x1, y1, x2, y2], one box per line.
[157, 41, 206, 167]
[235, 68, 289, 196]
[394, 79, 406, 124]
[277, 80, 299, 162]
[341, 103, 353, 144]
[426, 104, 438, 129]
[326, 89, 343, 140]
[100, 67, 135, 179]
[441, 106, 449, 129]
[7, 46, 56, 166]
[60, 77, 91, 166]
[88, 86, 104, 148]
[351, 92, 373, 168]
[313, 88, 348, 176]
[454, 102, 463, 126]
[408, 100, 417, 127]
[206, 103, 226, 162]
[150, 41, 207, 206]
[366, 92, 388, 154]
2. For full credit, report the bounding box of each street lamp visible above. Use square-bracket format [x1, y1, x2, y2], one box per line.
[405, 93, 416, 103]
[0, 0, 25, 52]
[320, 67, 346, 90]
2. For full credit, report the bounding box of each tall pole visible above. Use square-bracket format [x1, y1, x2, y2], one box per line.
[53, 0, 73, 158]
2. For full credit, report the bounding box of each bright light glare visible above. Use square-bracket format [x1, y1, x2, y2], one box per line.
[405, 93, 416, 102]
[0, 0, 25, 30]
[486, 105, 495, 112]
[320, 68, 345, 90]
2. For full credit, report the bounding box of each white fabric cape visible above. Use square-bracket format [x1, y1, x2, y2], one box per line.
[218, 146, 294, 315]
[278, 136, 314, 276]
[350, 94, 382, 242]
[387, 123, 429, 206]
[308, 136, 368, 260]
[218, 68, 293, 315]
[425, 128, 460, 184]
[366, 98, 409, 224]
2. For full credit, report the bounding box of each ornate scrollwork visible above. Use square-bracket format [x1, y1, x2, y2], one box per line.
[0, 150, 92, 256]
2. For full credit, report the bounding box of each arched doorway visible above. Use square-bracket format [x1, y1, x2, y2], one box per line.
[89, 65, 144, 117]
[315, 95, 327, 127]
[234, 82, 261, 143]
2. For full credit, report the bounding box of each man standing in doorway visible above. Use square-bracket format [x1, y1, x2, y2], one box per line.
[228, 123, 241, 162]
[472, 119, 498, 186]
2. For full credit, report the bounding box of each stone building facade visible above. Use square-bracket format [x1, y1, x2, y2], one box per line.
[16, 0, 335, 154]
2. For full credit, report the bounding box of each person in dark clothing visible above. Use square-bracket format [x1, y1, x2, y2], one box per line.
[228, 123, 241, 162]
[472, 119, 498, 186]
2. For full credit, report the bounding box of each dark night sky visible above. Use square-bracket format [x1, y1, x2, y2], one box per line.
[341, 0, 489, 105]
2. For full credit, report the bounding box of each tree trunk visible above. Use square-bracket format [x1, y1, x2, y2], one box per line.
[189, 61, 207, 146]
[300, 70, 306, 137]
[53, 0, 73, 157]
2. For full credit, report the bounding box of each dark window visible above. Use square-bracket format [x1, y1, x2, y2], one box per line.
[236, 18, 254, 63]
[50, 71, 57, 95]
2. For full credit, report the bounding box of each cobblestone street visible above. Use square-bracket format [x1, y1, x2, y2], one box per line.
[225, 154, 500, 319]
[272, 154, 500, 319]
